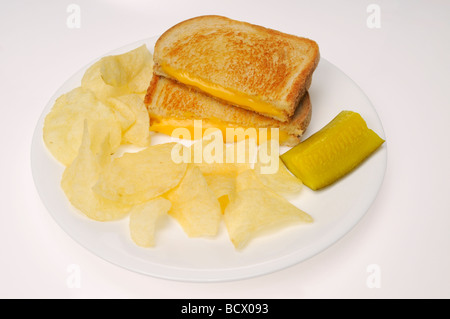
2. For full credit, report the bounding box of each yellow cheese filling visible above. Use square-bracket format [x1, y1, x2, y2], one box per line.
[161, 64, 282, 117]
[149, 116, 290, 145]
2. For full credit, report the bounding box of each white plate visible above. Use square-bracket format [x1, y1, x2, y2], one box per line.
[31, 36, 387, 282]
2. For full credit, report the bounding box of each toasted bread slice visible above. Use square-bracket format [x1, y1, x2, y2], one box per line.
[144, 75, 311, 146]
[153, 15, 319, 122]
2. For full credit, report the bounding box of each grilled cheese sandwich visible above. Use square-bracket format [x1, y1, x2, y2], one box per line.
[144, 75, 311, 146]
[153, 15, 319, 122]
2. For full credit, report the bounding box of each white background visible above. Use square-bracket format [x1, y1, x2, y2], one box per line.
[1, 0, 449, 299]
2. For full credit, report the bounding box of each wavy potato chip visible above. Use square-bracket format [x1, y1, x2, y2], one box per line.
[94, 143, 187, 205]
[100, 45, 153, 88]
[81, 44, 153, 101]
[254, 141, 302, 194]
[129, 197, 171, 247]
[113, 94, 150, 147]
[235, 169, 264, 192]
[224, 169, 312, 249]
[188, 134, 232, 176]
[126, 55, 154, 93]
[203, 173, 236, 213]
[43, 87, 121, 166]
[254, 159, 303, 194]
[61, 123, 131, 221]
[81, 60, 129, 102]
[188, 134, 253, 176]
[224, 139, 258, 171]
[106, 96, 136, 132]
[166, 165, 222, 237]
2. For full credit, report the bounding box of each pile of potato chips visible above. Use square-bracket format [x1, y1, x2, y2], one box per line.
[43, 45, 313, 250]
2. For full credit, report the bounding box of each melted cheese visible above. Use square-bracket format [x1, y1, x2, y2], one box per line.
[149, 117, 290, 144]
[161, 64, 282, 117]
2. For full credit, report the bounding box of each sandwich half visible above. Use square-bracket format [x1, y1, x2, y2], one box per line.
[153, 15, 319, 122]
[144, 75, 312, 146]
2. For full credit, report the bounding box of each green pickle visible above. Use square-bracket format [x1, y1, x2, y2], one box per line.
[280, 110, 385, 190]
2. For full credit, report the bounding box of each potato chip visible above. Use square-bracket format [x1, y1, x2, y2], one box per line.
[117, 94, 150, 147]
[126, 56, 154, 93]
[105, 96, 136, 132]
[224, 189, 313, 250]
[61, 123, 132, 221]
[235, 169, 264, 192]
[203, 173, 236, 213]
[81, 45, 153, 101]
[93, 143, 187, 205]
[100, 56, 129, 87]
[189, 135, 252, 176]
[100, 45, 152, 88]
[81, 60, 129, 102]
[224, 138, 258, 171]
[166, 165, 222, 237]
[224, 169, 313, 249]
[43, 87, 122, 166]
[129, 197, 171, 247]
[189, 134, 230, 175]
[254, 141, 303, 194]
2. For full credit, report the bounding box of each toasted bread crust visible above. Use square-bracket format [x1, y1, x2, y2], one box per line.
[153, 15, 319, 122]
[144, 75, 311, 146]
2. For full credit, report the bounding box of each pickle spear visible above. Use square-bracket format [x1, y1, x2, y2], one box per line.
[280, 110, 385, 190]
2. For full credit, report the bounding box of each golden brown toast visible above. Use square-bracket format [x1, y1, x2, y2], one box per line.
[153, 15, 319, 122]
[144, 75, 311, 146]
